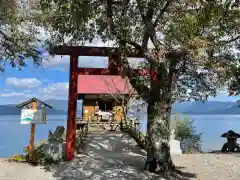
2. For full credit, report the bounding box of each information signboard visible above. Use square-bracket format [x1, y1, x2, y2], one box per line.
[21, 109, 46, 124]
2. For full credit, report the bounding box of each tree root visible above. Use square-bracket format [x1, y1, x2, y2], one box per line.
[144, 158, 176, 174]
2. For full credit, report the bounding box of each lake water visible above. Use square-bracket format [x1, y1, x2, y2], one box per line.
[0, 114, 240, 157]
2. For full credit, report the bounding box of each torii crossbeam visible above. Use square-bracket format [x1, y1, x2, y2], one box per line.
[51, 46, 150, 161]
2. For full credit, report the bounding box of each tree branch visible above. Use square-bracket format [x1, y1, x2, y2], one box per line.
[142, 25, 151, 50]
[219, 35, 240, 45]
[167, 50, 185, 91]
[0, 28, 10, 40]
[106, 0, 155, 65]
[136, 0, 156, 50]
[117, 51, 151, 101]
[136, 0, 147, 24]
[140, 0, 171, 50]
[121, 0, 130, 16]
[146, 0, 171, 50]
[149, 27, 161, 50]
[153, 0, 171, 27]
[145, 1, 155, 23]
[106, 0, 151, 100]
[107, 0, 143, 51]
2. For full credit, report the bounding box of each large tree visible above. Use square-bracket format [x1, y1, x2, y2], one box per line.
[36, 0, 240, 173]
[0, 0, 44, 72]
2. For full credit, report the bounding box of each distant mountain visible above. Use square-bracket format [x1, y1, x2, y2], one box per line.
[0, 99, 83, 115]
[126, 100, 240, 114]
[172, 101, 240, 114]
[44, 99, 83, 116]
[213, 101, 240, 114]
[0, 99, 239, 115]
[44, 99, 82, 112]
[0, 105, 67, 115]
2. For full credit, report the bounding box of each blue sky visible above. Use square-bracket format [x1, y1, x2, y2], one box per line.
[0, 40, 238, 105]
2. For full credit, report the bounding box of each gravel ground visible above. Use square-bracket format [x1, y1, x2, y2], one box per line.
[0, 159, 54, 180]
[173, 153, 240, 180]
[1, 131, 240, 180]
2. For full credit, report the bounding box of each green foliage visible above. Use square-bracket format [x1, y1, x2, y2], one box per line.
[10, 154, 27, 163]
[227, 62, 240, 96]
[48, 126, 65, 142]
[10, 126, 66, 165]
[23, 143, 55, 165]
[171, 115, 202, 153]
[75, 126, 88, 153]
[35, 0, 240, 103]
[10, 142, 53, 165]
[0, 0, 43, 72]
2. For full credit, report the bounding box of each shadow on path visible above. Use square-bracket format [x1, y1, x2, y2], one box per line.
[45, 131, 196, 180]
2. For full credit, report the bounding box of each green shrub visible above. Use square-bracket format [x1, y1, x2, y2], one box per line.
[171, 115, 202, 153]
[24, 126, 65, 165]
[10, 154, 27, 163]
[10, 126, 66, 165]
[23, 143, 56, 165]
[10, 146, 49, 165]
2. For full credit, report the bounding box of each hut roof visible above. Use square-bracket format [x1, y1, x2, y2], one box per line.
[78, 75, 134, 95]
[16, 97, 52, 109]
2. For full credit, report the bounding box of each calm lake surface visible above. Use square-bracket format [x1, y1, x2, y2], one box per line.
[0, 114, 240, 157]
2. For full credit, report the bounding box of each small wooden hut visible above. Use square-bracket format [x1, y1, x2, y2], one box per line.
[78, 75, 134, 123]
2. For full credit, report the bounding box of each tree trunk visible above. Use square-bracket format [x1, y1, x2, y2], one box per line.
[144, 99, 174, 173]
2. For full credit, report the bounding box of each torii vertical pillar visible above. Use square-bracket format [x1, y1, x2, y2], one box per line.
[66, 54, 78, 161]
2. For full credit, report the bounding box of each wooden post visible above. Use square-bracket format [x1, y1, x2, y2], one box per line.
[66, 54, 78, 161]
[29, 102, 36, 161]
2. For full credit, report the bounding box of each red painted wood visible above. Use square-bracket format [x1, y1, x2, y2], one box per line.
[77, 67, 152, 76]
[65, 55, 78, 161]
[51, 46, 144, 57]
[77, 68, 110, 75]
[108, 56, 121, 75]
[77, 75, 134, 94]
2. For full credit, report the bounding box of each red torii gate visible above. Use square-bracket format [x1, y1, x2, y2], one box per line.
[52, 46, 151, 161]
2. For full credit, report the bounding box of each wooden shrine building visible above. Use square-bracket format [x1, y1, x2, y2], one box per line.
[78, 75, 134, 123]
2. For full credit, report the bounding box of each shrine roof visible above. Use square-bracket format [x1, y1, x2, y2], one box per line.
[77, 75, 134, 95]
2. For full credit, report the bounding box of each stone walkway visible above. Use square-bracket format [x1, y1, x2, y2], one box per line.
[48, 131, 163, 180]
[46, 131, 196, 180]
